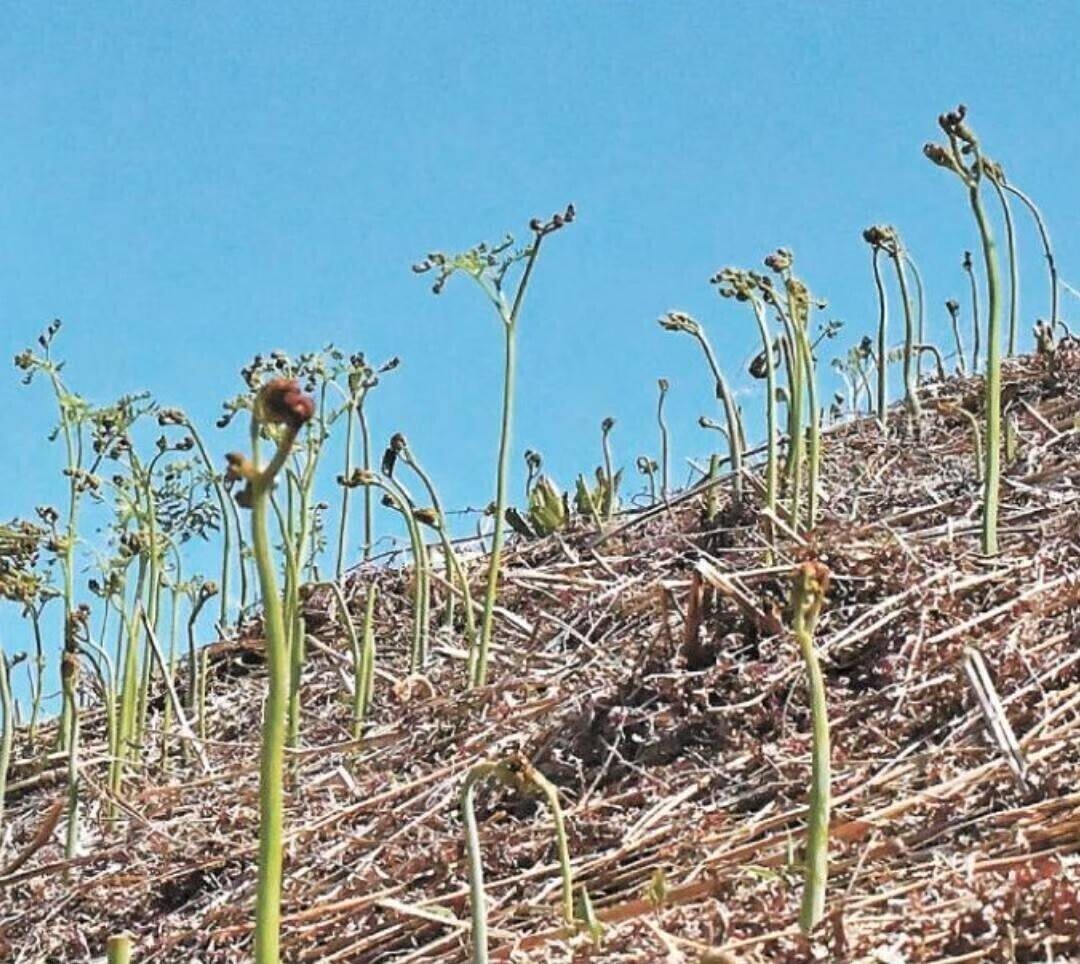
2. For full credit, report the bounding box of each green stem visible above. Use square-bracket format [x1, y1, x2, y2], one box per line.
[871, 248, 888, 428]
[26, 605, 46, 747]
[250, 421, 297, 964]
[186, 591, 213, 715]
[892, 250, 922, 423]
[775, 304, 804, 528]
[474, 323, 516, 687]
[0, 651, 13, 837]
[358, 402, 374, 561]
[403, 449, 477, 654]
[964, 253, 982, 375]
[186, 421, 235, 628]
[657, 381, 670, 501]
[379, 476, 430, 671]
[905, 253, 927, 383]
[600, 424, 616, 522]
[748, 300, 778, 522]
[461, 763, 497, 964]
[335, 397, 356, 579]
[695, 333, 743, 505]
[792, 566, 830, 933]
[969, 185, 1003, 556]
[525, 765, 574, 926]
[987, 175, 1019, 356]
[1004, 182, 1059, 335]
[62, 653, 80, 860]
[198, 647, 210, 742]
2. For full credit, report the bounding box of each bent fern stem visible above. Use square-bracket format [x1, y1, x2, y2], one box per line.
[228, 377, 316, 964]
[925, 106, 1002, 555]
[461, 756, 574, 963]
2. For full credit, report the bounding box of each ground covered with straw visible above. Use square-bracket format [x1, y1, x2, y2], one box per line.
[3, 347, 1080, 962]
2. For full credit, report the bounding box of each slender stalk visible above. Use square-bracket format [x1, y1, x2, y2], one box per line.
[748, 301, 778, 521]
[963, 251, 981, 375]
[985, 172, 1020, 355]
[698, 334, 744, 505]
[0, 650, 13, 836]
[461, 763, 498, 964]
[198, 646, 210, 742]
[925, 107, 1002, 556]
[335, 395, 356, 579]
[870, 248, 888, 428]
[417, 210, 572, 687]
[185, 585, 214, 714]
[81, 640, 118, 782]
[772, 300, 805, 527]
[905, 252, 927, 383]
[182, 419, 237, 628]
[937, 402, 983, 481]
[1003, 181, 1059, 335]
[792, 562, 831, 933]
[791, 307, 820, 527]
[600, 418, 617, 522]
[61, 650, 80, 859]
[399, 442, 477, 656]
[461, 757, 574, 963]
[705, 453, 721, 522]
[373, 474, 430, 671]
[357, 402, 374, 561]
[474, 320, 517, 686]
[656, 379, 670, 501]
[946, 300, 967, 376]
[359, 585, 376, 733]
[26, 603, 47, 746]
[916, 344, 946, 381]
[237, 379, 315, 964]
[891, 247, 922, 422]
[521, 762, 574, 926]
[970, 195, 1003, 556]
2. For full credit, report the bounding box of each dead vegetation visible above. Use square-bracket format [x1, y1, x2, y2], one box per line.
[2, 347, 1080, 962]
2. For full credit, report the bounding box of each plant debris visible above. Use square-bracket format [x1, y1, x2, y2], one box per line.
[2, 348, 1080, 962]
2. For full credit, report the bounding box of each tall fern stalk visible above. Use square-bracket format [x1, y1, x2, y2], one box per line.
[982, 160, 1020, 355]
[227, 377, 315, 964]
[414, 206, 574, 687]
[713, 269, 778, 523]
[926, 106, 1003, 556]
[658, 312, 743, 506]
[866, 239, 889, 428]
[656, 378, 671, 500]
[1001, 178, 1060, 336]
[792, 561, 831, 933]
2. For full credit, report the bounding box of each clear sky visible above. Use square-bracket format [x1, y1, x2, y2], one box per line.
[1, 3, 1077, 699]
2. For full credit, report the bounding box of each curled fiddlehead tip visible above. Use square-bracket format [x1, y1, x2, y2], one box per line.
[413, 507, 440, 529]
[791, 561, 831, 633]
[658, 311, 702, 336]
[764, 247, 793, 273]
[529, 203, 576, 237]
[338, 468, 378, 489]
[255, 378, 315, 431]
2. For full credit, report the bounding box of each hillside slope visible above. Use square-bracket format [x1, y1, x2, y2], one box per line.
[3, 347, 1080, 963]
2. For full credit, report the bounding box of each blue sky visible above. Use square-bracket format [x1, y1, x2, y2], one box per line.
[1, 3, 1078, 700]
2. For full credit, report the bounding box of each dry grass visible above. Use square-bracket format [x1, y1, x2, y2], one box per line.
[2, 348, 1080, 962]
